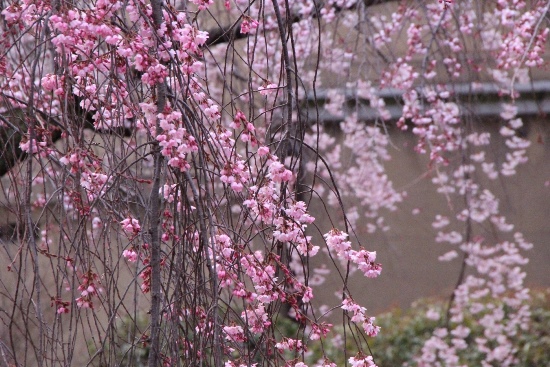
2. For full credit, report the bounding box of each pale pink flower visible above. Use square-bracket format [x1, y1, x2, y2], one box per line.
[121, 217, 141, 234]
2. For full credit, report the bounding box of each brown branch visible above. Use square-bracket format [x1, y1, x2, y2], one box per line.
[147, 0, 168, 366]
[204, 0, 398, 47]
[0, 0, 399, 178]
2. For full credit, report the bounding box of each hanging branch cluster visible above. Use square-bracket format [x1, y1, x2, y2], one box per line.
[0, 0, 548, 366]
[0, 0, 382, 366]
[301, 1, 548, 366]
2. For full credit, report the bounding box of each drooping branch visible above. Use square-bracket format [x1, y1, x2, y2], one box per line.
[0, 0, 399, 178]
[147, 0, 168, 365]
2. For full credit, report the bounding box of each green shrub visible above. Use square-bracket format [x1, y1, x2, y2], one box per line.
[306, 288, 550, 367]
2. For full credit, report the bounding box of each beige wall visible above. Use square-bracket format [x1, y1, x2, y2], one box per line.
[307, 116, 550, 315]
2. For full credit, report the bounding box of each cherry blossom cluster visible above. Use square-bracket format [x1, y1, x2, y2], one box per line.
[340, 298, 380, 337]
[348, 355, 378, 367]
[305, 115, 402, 231]
[492, 0, 549, 69]
[45, 3, 133, 129]
[75, 271, 102, 309]
[224, 324, 246, 342]
[19, 133, 51, 157]
[52, 297, 71, 315]
[156, 107, 199, 172]
[275, 337, 306, 352]
[355, 80, 392, 121]
[498, 104, 530, 176]
[121, 217, 142, 235]
[424, 165, 532, 366]
[321, 229, 382, 334]
[58, 149, 111, 202]
[415, 327, 466, 367]
[231, 110, 259, 146]
[217, 129, 251, 192]
[274, 201, 319, 256]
